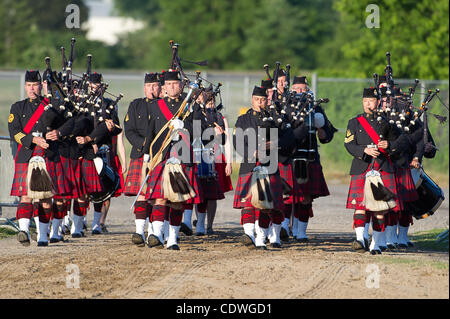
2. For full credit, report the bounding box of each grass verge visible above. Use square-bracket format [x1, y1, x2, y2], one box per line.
[0, 227, 17, 239]
[410, 228, 449, 252]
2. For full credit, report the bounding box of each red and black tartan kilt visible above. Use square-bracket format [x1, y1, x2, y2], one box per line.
[123, 157, 144, 196]
[11, 147, 44, 197]
[80, 158, 103, 194]
[47, 159, 71, 198]
[71, 158, 86, 198]
[394, 167, 419, 203]
[233, 171, 285, 212]
[111, 154, 124, 197]
[278, 161, 306, 205]
[295, 162, 330, 201]
[10, 147, 69, 197]
[198, 176, 225, 200]
[53, 156, 79, 199]
[215, 154, 233, 193]
[346, 167, 401, 212]
[145, 161, 203, 204]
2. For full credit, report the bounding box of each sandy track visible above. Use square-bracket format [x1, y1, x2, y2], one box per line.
[0, 185, 448, 299]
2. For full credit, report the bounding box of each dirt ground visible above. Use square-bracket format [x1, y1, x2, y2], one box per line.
[0, 184, 448, 299]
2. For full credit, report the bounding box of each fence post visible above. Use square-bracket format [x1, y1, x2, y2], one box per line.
[243, 76, 249, 102]
[312, 72, 318, 97]
[20, 73, 25, 100]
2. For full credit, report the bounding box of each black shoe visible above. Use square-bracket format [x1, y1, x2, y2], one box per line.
[397, 243, 408, 248]
[131, 233, 145, 247]
[239, 234, 255, 248]
[407, 241, 414, 247]
[195, 232, 205, 236]
[206, 228, 214, 235]
[364, 238, 370, 251]
[271, 243, 282, 248]
[180, 223, 193, 236]
[193, 220, 197, 227]
[80, 231, 86, 237]
[92, 229, 101, 235]
[17, 231, 30, 246]
[49, 236, 64, 243]
[147, 234, 164, 249]
[379, 245, 388, 252]
[167, 244, 180, 250]
[296, 237, 309, 243]
[351, 240, 366, 253]
[280, 228, 289, 242]
[37, 241, 48, 247]
[387, 244, 397, 250]
[100, 224, 109, 233]
[370, 249, 381, 255]
[256, 246, 267, 250]
[71, 233, 82, 238]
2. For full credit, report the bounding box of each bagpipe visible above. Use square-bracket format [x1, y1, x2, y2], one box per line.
[131, 40, 207, 209]
[40, 38, 124, 203]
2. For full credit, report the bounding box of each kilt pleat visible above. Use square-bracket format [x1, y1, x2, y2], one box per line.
[233, 170, 285, 212]
[47, 159, 71, 197]
[123, 157, 144, 196]
[198, 176, 225, 200]
[394, 167, 419, 203]
[295, 162, 330, 201]
[81, 159, 103, 194]
[111, 155, 124, 197]
[215, 154, 233, 193]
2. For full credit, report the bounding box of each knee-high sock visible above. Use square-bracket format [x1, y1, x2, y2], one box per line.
[241, 207, 256, 225]
[16, 203, 33, 236]
[169, 208, 183, 226]
[353, 213, 366, 243]
[150, 205, 168, 242]
[183, 209, 193, 230]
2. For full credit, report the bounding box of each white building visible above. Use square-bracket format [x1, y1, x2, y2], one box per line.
[83, 0, 144, 45]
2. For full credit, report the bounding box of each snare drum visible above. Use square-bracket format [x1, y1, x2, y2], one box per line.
[408, 168, 445, 220]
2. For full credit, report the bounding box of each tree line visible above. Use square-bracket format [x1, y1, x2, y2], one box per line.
[0, 0, 448, 80]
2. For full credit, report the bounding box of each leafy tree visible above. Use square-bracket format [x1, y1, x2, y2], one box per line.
[334, 0, 449, 79]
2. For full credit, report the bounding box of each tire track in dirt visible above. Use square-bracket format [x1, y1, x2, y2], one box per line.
[154, 260, 204, 299]
[292, 263, 346, 298]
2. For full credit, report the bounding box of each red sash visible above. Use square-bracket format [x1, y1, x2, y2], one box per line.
[357, 115, 391, 160]
[15, 98, 49, 161]
[157, 99, 174, 122]
[156, 98, 191, 155]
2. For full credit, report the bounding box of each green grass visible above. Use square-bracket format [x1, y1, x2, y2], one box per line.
[410, 228, 449, 252]
[0, 227, 17, 239]
[378, 256, 449, 270]
[376, 229, 449, 270]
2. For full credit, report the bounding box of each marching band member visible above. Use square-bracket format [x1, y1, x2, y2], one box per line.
[9, 70, 68, 246]
[233, 86, 305, 249]
[74, 72, 122, 237]
[345, 88, 409, 254]
[144, 70, 203, 250]
[290, 76, 336, 242]
[41, 70, 77, 243]
[191, 88, 232, 235]
[124, 72, 161, 246]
